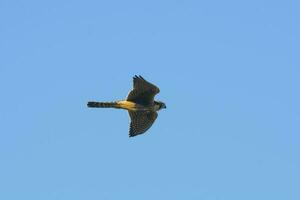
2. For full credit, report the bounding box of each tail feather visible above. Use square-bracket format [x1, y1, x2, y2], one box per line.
[87, 101, 118, 108]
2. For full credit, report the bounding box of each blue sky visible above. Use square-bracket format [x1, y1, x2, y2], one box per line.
[1, 0, 300, 199]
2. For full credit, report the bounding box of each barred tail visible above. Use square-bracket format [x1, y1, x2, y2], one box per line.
[87, 101, 119, 108]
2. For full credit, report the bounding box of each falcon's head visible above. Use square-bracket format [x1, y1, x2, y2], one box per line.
[155, 101, 167, 110]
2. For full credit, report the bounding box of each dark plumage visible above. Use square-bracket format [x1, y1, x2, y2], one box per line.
[87, 75, 166, 137]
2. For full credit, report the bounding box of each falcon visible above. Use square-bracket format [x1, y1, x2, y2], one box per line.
[87, 75, 166, 137]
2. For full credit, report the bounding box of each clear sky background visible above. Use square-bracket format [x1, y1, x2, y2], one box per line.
[1, 0, 300, 199]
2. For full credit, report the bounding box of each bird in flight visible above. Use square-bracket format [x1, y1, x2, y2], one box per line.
[87, 75, 166, 137]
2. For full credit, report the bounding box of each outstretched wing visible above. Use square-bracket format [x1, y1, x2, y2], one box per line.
[128, 111, 158, 137]
[126, 75, 160, 106]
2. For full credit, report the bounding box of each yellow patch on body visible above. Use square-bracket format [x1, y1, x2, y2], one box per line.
[117, 101, 139, 111]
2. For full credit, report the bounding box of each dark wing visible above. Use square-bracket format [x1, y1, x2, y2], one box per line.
[128, 111, 158, 137]
[126, 75, 160, 106]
